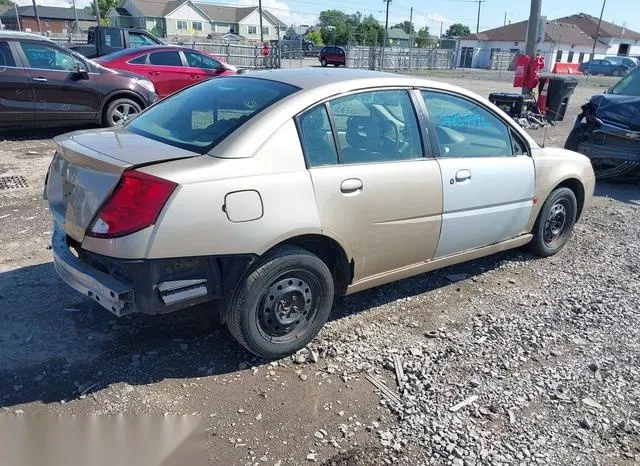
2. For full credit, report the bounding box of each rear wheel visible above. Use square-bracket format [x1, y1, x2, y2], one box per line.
[320, 58, 327, 67]
[224, 246, 334, 359]
[530, 187, 578, 257]
[104, 98, 141, 127]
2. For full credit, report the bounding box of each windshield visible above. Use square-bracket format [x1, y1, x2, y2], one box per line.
[126, 77, 299, 154]
[610, 68, 640, 96]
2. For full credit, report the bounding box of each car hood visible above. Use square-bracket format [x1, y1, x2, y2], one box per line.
[590, 94, 640, 133]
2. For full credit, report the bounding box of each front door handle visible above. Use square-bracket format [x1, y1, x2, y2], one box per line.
[340, 178, 363, 194]
[148, 71, 160, 76]
[455, 169, 472, 182]
[31, 77, 48, 82]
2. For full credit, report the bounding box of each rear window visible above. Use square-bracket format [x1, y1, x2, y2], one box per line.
[126, 77, 299, 154]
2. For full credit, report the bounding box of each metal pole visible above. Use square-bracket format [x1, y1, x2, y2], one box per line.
[382, 0, 391, 70]
[72, 0, 80, 33]
[475, 0, 484, 35]
[504, 12, 507, 26]
[258, 0, 264, 45]
[14, 3, 21, 31]
[94, 0, 101, 25]
[523, 0, 542, 95]
[31, 0, 42, 33]
[409, 7, 413, 69]
[588, 0, 606, 79]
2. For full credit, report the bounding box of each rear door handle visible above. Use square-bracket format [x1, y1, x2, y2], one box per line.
[191, 74, 201, 79]
[455, 169, 472, 182]
[31, 77, 48, 82]
[340, 178, 363, 194]
[148, 71, 160, 76]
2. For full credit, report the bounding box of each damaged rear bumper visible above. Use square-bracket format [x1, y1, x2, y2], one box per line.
[52, 224, 256, 317]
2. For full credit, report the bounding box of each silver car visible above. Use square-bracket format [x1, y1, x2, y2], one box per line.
[45, 69, 595, 358]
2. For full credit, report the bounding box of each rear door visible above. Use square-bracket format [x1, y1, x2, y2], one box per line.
[420, 90, 534, 258]
[147, 50, 188, 97]
[0, 40, 35, 125]
[17, 40, 100, 122]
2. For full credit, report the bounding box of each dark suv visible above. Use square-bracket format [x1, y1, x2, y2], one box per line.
[0, 31, 158, 129]
[319, 46, 346, 67]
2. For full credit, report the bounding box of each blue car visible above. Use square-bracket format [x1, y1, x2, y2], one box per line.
[579, 58, 633, 76]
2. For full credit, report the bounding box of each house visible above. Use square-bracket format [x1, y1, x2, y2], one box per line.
[0, 6, 96, 34]
[555, 13, 640, 57]
[458, 19, 608, 71]
[386, 27, 410, 47]
[107, 0, 286, 41]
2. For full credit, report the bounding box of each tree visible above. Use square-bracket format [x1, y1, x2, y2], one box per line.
[414, 26, 432, 48]
[318, 9, 362, 45]
[305, 30, 323, 45]
[90, 0, 119, 22]
[0, 0, 15, 6]
[355, 15, 384, 45]
[393, 21, 415, 35]
[445, 23, 471, 38]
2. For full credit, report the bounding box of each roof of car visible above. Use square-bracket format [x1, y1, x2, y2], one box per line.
[242, 68, 411, 91]
[0, 30, 56, 42]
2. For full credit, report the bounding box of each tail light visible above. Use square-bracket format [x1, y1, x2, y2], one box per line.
[88, 170, 177, 238]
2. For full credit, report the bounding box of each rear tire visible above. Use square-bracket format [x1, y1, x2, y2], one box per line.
[530, 187, 578, 257]
[224, 246, 334, 359]
[103, 98, 141, 127]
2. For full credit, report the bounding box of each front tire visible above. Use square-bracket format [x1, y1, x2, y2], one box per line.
[224, 246, 335, 359]
[320, 58, 327, 67]
[103, 98, 141, 127]
[530, 187, 578, 257]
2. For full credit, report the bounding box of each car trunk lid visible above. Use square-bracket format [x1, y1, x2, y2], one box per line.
[46, 128, 197, 242]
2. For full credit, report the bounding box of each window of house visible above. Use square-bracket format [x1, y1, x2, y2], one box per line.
[248, 25, 257, 35]
[327, 90, 423, 164]
[262, 26, 270, 35]
[192, 21, 203, 31]
[177, 20, 188, 30]
[567, 51, 574, 63]
[578, 52, 585, 63]
[421, 90, 513, 158]
[556, 50, 563, 62]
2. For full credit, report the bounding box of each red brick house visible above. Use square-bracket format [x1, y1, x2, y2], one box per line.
[0, 5, 96, 34]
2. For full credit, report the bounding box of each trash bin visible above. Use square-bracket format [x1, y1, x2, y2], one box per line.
[540, 75, 578, 121]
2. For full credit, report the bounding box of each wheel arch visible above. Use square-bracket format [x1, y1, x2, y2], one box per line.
[99, 91, 146, 124]
[552, 177, 586, 221]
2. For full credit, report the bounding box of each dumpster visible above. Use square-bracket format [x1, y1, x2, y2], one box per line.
[540, 75, 578, 121]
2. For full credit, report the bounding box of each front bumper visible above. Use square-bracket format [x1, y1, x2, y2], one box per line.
[52, 224, 134, 316]
[52, 224, 257, 317]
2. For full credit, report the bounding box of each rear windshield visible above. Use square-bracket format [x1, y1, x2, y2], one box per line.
[610, 68, 640, 96]
[126, 77, 298, 154]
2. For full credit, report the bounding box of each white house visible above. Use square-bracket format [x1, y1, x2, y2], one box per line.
[107, 0, 287, 41]
[556, 13, 640, 58]
[459, 19, 608, 71]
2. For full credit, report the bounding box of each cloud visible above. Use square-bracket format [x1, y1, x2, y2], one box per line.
[238, 0, 314, 26]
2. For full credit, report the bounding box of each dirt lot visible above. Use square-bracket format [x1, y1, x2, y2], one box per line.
[1, 73, 639, 465]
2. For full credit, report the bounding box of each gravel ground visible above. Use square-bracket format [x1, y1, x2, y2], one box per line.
[1, 73, 639, 465]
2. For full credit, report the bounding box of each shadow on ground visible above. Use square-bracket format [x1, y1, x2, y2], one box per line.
[0, 125, 96, 142]
[0, 248, 517, 407]
[595, 181, 640, 206]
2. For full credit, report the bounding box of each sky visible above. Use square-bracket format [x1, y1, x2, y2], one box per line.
[14, 0, 640, 35]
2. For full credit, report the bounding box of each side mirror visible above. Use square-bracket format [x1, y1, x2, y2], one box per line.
[74, 63, 89, 79]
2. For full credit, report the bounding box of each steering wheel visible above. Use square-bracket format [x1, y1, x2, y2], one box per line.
[379, 119, 401, 152]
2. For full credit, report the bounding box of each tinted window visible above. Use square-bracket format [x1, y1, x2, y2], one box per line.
[126, 77, 298, 154]
[20, 42, 84, 71]
[422, 90, 512, 158]
[329, 90, 422, 164]
[128, 54, 148, 64]
[149, 51, 182, 66]
[129, 32, 158, 48]
[0, 41, 16, 67]
[299, 105, 338, 167]
[184, 50, 221, 70]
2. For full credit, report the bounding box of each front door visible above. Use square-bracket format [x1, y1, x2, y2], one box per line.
[147, 50, 189, 97]
[297, 89, 443, 281]
[0, 40, 35, 125]
[18, 41, 100, 122]
[420, 90, 535, 258]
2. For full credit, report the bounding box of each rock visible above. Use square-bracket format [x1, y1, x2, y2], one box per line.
[299, 373, 308, 381]
[314, 431, 325, 440]
[237, 408, 245, 414]
[306, 452, 317, 462]
[578, 418, 594, 430]
[469, 379, 481, 388]
[309, 350, 319, 363]
[260, 455, 268, 462]
[446, 273, 468, 283]
[582, 398, 604, 410]
[255, 414, 262, 421]
[409, 347, 423, 357]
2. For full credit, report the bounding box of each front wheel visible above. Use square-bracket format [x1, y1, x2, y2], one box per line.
[320, 58, 327, 67]
[224, 246, 335, 359]
[103, 98, 141, 127]
[530, 187, 578, 257]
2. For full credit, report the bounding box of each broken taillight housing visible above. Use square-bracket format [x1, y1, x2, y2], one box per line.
[87, 170, 177, 238]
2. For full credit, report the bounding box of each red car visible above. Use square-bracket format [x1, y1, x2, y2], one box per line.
[96, 45, 237, 98]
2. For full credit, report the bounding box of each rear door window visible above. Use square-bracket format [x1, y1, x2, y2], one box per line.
[149, 51, 182, 66]
[126, 77, 298, 154]
[298, 105, 339, 166]
[0, 41, 16, 67]
[128, 54, 148, 64]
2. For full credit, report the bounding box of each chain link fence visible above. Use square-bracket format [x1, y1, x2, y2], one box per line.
[347, 46, 457, 71]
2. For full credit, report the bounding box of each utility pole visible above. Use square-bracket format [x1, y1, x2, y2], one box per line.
[382, 0, 391, 70]
[588, 0, 606, 78]
[31, 0, 42, 32]
[475, 0, 485, 35]
[440, 21, 443, 38]
[14, 3, 21, 31]
[408, 7, 413, 69]
[523, 0, 542, 95]
[93, 0, 101, 26]
[72, 0, 80, 33]
[504, 12, 507, 26]
[258, 0, 264, 44]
